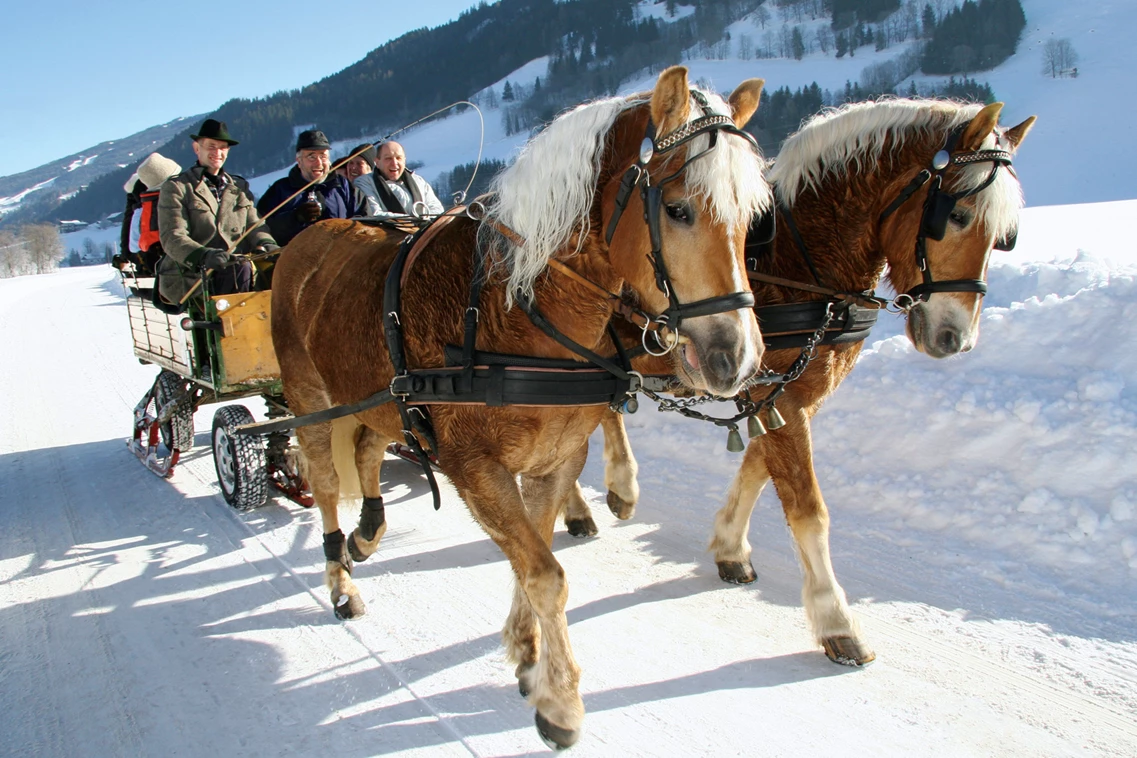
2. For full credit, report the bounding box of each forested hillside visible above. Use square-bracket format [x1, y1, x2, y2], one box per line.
[30, 0, 1023, 228]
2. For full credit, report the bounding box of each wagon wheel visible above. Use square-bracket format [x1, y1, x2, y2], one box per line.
[154, 370, 195, 452]
[211, 405, 268, 510]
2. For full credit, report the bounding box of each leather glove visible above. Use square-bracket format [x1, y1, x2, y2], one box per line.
[199, 248, 231, 272]
[296, 200, 322, 223]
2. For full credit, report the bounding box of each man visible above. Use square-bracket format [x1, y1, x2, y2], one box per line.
[343, 144, 375, 183]
[256, 129, 368, 248]
[357, 141, 444, 219]
[156, 119, 276, 307]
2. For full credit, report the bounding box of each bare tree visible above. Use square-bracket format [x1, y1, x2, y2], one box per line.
[83, 237, 98, 262]
[1042, 38, 1079, 78]
[738, 33, 755, 60]
[816, 26, 833, 55]
[0, 230, 28, 278]
[753, 5, 771, 29]
[20, 223, 64, 275]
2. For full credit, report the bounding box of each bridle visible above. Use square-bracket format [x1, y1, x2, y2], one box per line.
[878, 121, 1016, 311]
[597, 90, 762, 354]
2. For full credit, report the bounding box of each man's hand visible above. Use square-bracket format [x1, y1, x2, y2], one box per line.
[199, 248, 231, 272]
[296, 201, 322, 223]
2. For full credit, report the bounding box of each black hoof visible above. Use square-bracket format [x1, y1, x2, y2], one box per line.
[535, 711, 580, 750]
[347, 532, 369, 563]
[606, 491, 635, 520]
[565, 517, 598, 538]
[822, 636, 876, 667]
[717, 560, 757, 584]
[333, 592, 366, 620]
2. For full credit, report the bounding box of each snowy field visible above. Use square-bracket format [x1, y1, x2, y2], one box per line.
[3, 198, 1135, 756]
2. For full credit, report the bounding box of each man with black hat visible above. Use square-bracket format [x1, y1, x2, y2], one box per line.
[256, 129, 368, 250]
[155, 118, 277, 306]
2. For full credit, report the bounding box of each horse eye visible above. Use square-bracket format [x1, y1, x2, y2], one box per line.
[665, 202, 693, 225]
[948, 209, 971, 227]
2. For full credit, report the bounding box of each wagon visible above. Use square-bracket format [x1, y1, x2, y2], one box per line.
[122, 267, 312, 509]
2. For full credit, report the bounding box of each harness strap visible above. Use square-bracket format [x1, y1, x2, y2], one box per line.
[756, 300, 880, 351]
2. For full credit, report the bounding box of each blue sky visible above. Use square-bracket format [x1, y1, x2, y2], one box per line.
[0, 0, 487, 178]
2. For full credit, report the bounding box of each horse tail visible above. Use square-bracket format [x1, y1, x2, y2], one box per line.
[330, 417, 364, 500]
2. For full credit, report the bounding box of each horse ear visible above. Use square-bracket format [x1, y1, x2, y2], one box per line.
[651, 66, 692, 136]
[959, 102, 1003, 151]
[1003, 115, 1037, 149]
[728, 78, 765, 129]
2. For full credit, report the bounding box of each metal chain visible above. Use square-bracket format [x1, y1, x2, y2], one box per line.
[634, 302, 836, 428]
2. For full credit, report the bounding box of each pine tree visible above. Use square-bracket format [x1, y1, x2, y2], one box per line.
[502, 80, 514, 102]
[792, 27, 805, 60]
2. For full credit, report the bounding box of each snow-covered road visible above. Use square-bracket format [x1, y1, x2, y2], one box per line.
[2, 203, 1135, 756]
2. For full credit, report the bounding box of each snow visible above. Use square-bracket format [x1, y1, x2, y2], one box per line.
[3, 197, 1136, 756]
[637, 1, 696, 23]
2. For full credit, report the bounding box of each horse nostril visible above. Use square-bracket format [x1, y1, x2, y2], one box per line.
[936, 329, 962, 355]
[707, 350, 738, 384]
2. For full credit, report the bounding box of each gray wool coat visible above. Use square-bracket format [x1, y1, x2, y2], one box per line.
[156, 165, 276, 304]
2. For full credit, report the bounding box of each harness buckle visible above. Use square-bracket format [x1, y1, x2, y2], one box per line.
[390, 373, 411, 398]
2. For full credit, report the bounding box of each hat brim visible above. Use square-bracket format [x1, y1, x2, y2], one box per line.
[191, 133, 239, 146]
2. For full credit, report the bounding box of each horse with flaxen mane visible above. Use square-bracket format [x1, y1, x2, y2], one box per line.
[270, 67, 771, 748]
[563, 98, 1035, 668]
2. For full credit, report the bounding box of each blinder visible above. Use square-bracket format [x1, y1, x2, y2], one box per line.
[879, 120, 1017, 306]
[604, 90, 761, 344]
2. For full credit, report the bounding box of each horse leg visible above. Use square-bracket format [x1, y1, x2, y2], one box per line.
[457, 453, 584, 748]
[347, 425, 389, 563]
[763, 411, 875, 666]
[297, 421, 366, 620]
[601, 410, 639, 519]
[709, 437, 772, 584]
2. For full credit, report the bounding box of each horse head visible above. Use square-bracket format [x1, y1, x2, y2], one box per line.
[601, 67, 771, 394]
[880, 102, 1036, 358]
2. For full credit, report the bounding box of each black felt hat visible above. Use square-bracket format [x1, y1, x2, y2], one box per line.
[191, 118, 239, 146]
[296, 130, 331, 152]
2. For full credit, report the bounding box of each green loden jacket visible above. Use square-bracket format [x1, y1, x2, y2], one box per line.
[155, 164, 277, 304]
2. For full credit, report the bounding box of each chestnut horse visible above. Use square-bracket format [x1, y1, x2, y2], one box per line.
[564, 98, 1036, 667]
[270, 67, 771, 748]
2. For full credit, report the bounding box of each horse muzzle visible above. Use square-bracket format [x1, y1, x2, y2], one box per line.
[906, 301, 976, 359]
[675, 312, 764, 396]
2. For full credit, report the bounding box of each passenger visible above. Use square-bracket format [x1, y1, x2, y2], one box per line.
[256, 129, 368, 248]
[357, 140, 444, 219]
[131, 153, 182, 277]
[155, 119, 277, 307]
[114, 172, 145, 272]
[343, 143, 375, 184]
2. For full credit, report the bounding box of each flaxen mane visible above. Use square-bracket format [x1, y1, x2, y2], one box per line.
[770, 98, 1024, 240]
[484, 88, 772, 303]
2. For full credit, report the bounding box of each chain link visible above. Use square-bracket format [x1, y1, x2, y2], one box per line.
[634, 303, 836, 428]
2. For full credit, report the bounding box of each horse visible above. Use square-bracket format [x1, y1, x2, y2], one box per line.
[562, 97, 1036, 668]
[269, 66, 772, 748]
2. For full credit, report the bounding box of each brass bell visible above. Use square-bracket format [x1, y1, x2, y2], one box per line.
[726, 425, 745, 453]
[747, 414, 767, 438]
[765, 405, 787, 430]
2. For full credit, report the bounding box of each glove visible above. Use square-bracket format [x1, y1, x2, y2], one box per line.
[296, 200, 322, 223]
[199, 248, 231, 272]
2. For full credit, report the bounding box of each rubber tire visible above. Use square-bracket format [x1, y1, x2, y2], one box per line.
[154, 370, 194, 452]
[212, 405, 268, 510]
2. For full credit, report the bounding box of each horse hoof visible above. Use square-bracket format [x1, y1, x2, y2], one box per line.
[347, 532, 368, 563]
[717, 560, 757, 584]
[333, 592, 366, 620]
[822, 636, 876, 667]
[565, 518, 598, 538]
[535, 711, 580, 750]
[606, 491, 636, 520]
